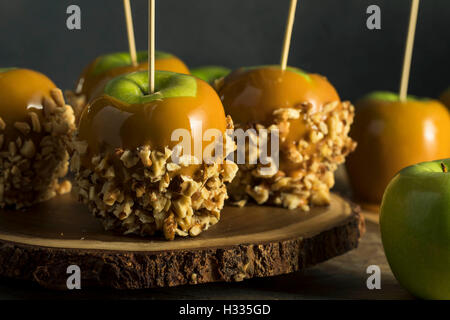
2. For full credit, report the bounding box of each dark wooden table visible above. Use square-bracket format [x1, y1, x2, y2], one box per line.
[0, 167, 413, 300]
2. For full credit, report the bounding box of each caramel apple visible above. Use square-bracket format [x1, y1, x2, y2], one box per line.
[0, 68, 75, 208]
[71, 70, 237, 240]
[346, 91, 450, 204]
[217, 66, 356, 210]
[66, 51, 190, 120]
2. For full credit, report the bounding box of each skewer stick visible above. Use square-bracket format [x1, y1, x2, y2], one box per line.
[123, 0, 137, 67]
[280, 0, 298, 71]
[148, 0, 155, 93]
[399, 0, 420, 102]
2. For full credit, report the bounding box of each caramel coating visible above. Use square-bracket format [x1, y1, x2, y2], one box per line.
[79, 78, 227, 153]
[218, 67, 340, 143]
[0, 68, 76, 208]
[76, 56, 190, 102]
[218, 66, 342, 176]
[346, 98, 450, 203]
[0, 69, 56, 140]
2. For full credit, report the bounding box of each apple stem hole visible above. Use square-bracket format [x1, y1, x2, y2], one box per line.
[441, 162, 448, 173]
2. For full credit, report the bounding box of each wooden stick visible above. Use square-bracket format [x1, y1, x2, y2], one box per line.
[280, 0, 298, 71]
[399, 0, 420, 102]
[148, 0, 155, 93]
[123, 0, 137, 67]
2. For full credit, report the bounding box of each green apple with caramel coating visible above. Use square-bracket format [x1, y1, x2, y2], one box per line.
[76, 51, 190, 101]
[73, 68, 236, 240]
[79, 70, 227, 152]
[380, 159, 450, 299]
[104, 70, 197, 104]
[191, 66, 230, 84]
[346, 91, 450, 204]
[89, 51, 189, 76]
[0, 68, 16, 73]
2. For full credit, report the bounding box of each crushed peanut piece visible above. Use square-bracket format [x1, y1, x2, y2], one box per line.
[228, 101, 356, 210]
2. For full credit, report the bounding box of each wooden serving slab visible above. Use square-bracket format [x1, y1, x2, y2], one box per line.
[0, 193, 364, 290]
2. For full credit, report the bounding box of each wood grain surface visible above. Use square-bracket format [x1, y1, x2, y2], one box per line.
[0, 220, 411, 299]
[0, 193, 363, 289]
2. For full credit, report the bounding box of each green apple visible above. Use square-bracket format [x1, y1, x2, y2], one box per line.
[380, 158, 450, 299]
[364, 91, 428, 102]
[190, 66, 230, 84]
[92, 51, 172, 76]
[104, 70, 197, 104]
[243, 65, 311, 82]
[0, 68, 16, 73]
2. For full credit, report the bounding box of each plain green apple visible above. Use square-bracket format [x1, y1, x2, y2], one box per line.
[190, 66, 231, 84]
[380, 158, 450, 299]
[104, 70, 197, 104]
[92, 51, 172, 76]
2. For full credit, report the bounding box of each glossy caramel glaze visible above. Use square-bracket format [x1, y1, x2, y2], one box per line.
[79, 78, 227, 156]
[219, 66, 340, 143]
[346, 98, 450, 204]
[219, 67, 339, 123]
[0, 69, 56, 140]
[219, 66, 342, 177]
[76, 56, 190, 102]
[154, 57, 190, 76]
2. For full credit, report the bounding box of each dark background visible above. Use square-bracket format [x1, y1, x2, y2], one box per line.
[0, 0, 448, 101]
